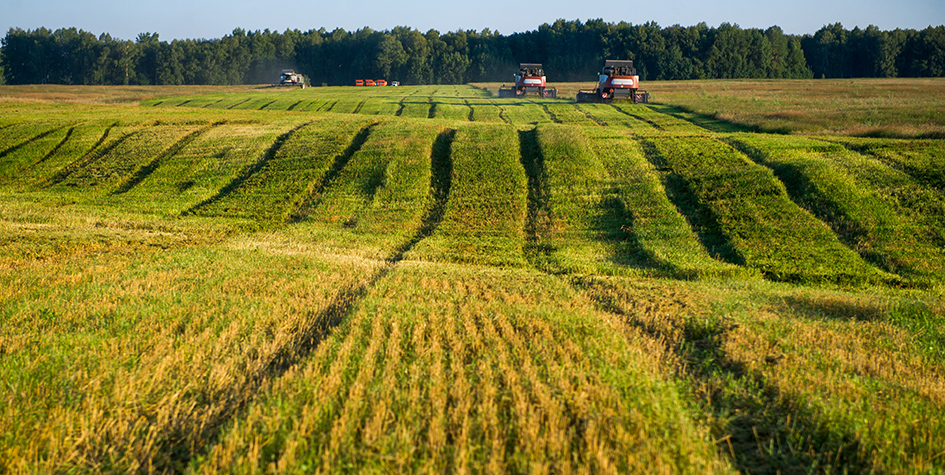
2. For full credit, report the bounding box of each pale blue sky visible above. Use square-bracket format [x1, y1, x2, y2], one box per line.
[3, 0, 943, 41]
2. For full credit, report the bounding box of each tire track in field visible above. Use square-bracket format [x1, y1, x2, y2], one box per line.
[258, 100, 277, 110]
[286, 100, 304, 111]
[0, 125, 67, 161]
[158, 129, 456, 474]
[31, 126, 76, 167]
[184, 121, 315, 216]
[112, 121, 226, 195]
[636, 136, 746, 266]
[288, 123, 377, 222]
[572, 104, 607, 126]
[45, 125, 138, 186]
[609, 104, 663, 130]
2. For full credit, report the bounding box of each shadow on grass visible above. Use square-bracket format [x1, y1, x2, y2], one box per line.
[113, 121, 225, 195]
[637, 137, 745, 267]
[185, 121, 315, 217]
[286, 123, 376, 223]
[391, 128, 454, 261]
[518, 127, 556, 266]
[593, 192, 668, 271]
[648, 103, 776, 134]
[572, 276, 875, 474]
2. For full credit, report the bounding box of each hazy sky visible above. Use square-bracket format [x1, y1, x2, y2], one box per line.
[3, 0, 943, 41]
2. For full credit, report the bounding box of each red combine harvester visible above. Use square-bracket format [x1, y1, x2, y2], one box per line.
[576, 60, 649, 103]
[498, 63, 558, 98]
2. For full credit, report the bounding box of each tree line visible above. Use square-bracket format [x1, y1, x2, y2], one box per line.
[2, 19, 944, 86]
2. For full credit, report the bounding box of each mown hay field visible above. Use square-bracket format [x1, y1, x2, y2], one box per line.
[1, 80, 944, 474]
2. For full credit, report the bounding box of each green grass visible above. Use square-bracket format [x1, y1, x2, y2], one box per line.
[643, 135, 887, 284]
[729, 134, 945, 284]
[187, 115, 375, 222]
[406, 123, 528, 267]
[303, 119, 445, 257]
[1, 81, 943, 474]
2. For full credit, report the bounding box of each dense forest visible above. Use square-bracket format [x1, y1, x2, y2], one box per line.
[2, 19, 944, 86]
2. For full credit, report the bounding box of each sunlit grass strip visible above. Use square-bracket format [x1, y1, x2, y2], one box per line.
[618, 104, 716, 135]
[305, 119, 443, 256]
[464, 99, 505, 123]
[729, 134, 945, 283]
[406, 123, 527, 267]
[355, 97, 401, 116]
[181, 116, 374, 222]
[575, 127, 746, 278]
[431, 100, 470, 121]
[399, 97, 432, 118]
[501, 102, 554, 126]
[645, 135, 885, 284]
[193, 262, 728, 473]
[542, 102, 599, 126]
[572, 103, 656, 132]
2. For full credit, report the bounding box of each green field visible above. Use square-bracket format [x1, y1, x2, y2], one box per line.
[1, 81, 944, 474]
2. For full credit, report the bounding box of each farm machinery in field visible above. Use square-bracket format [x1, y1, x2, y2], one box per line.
[576, 60, 649, 103]
[276, 69, 305, 88]
[498, 63, 558, 98]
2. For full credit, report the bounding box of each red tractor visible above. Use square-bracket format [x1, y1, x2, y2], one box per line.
[576, 60, 649, 103]
[498, 63, 558, 98]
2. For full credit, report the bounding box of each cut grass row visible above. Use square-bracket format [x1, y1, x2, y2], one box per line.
[578, 275, 945, 474]
[522, 123, 743, 279]
[148, 85, 572, 127]
[4, 102, 937, 286]
[641, 135, 889, 284]
[406, 123, 528, 267]
[729, 134, 945, 284]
